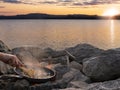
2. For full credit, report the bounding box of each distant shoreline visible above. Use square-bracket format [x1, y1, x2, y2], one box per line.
[0, 13, 120, 19]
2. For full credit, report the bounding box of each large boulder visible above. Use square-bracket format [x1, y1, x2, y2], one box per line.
[65, 44, 104, 64]
[83, 54, 120, 82]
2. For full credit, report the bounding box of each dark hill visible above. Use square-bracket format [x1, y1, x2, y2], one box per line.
[0, 13, 120, 19]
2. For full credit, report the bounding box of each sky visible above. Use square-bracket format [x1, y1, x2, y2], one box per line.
[0, 0, 120, 15]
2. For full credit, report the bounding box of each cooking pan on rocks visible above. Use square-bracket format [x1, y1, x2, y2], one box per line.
[14, 67, 56, 83]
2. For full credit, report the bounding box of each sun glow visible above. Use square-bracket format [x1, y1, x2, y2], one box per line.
[103, 8, 120, 17]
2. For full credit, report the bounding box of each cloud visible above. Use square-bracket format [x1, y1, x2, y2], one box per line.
[1, 0, 120, 6]
[72, 2, 82, 6]
[40, 0, 57, 4]
[0, 0, 21, 3]
[58, 0, 73, 2]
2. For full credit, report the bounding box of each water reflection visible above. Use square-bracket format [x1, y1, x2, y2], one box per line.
[0, 20, 120, 50]
[110, 20, 115, 47]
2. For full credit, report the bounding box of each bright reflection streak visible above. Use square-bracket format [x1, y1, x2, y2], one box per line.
[110, 20, 115, 46]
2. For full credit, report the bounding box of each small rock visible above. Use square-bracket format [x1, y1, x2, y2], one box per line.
[70, 61, 82, 71]
[67, 81, 88, 89]
[0, 40, 11, 53]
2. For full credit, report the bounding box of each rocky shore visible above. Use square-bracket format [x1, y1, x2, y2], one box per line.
[0, 40, 120, 90]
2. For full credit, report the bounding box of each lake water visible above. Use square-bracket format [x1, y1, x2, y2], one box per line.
[0, 20, 120, 50]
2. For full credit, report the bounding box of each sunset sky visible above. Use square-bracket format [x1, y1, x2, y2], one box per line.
[0, 0, 120, 16]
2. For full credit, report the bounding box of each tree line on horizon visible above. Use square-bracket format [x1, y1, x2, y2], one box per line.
[0, 13, 120, 19]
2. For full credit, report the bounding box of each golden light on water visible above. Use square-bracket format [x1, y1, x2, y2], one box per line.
[110, 20, 115, 46]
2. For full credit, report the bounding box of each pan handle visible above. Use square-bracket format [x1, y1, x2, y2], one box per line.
[0, 74, 23, 79]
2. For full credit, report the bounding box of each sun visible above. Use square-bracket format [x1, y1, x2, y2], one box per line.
[103, 8, 120, 17]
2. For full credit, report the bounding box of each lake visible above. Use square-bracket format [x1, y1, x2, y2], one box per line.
[0, 20, 120, 50]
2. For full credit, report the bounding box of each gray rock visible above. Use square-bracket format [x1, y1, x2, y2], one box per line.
[58, 88, 83, 90]
[44, 48, 66, 58]
[100, 49, 120, 56]
[0, 80, 8, 89]
[0, 40, 11, 53]
[62, 68, 90, 83]
[58, 78, 120, 90]
[0, 61, 13, 74]
[52, 64, 70, 80]
[13, 79, 30, 90]
[0, 40, 13, 74]
[67, 81, 88, 89]
[70, 61, 82, 71]
[5, 82, 14, 90]
[66, 44, 104, 64]
[29, 80, 68, 90]
[42, 56, 68, 65]
[83, 54, 120, 82]
[86, 78, 120, 90]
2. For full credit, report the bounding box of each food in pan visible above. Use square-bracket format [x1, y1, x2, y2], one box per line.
[19, 67, 52, 79]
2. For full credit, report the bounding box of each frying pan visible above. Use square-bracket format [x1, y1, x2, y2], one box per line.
[13, 67, 56, 83]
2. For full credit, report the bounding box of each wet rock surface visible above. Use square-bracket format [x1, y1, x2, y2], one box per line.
[1, 41, 120, 90]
